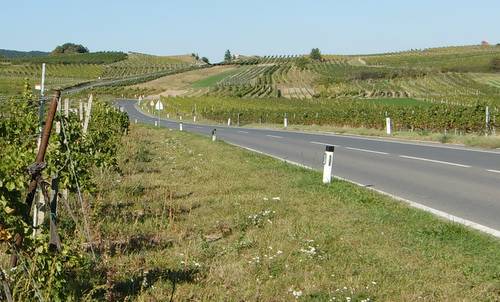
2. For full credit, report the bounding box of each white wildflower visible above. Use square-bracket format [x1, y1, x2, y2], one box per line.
[292, 290, 303, 298]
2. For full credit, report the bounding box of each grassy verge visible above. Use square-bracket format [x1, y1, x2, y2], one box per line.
[91, 124, 500, 300]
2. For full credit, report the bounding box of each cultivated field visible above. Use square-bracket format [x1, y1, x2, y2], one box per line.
[134, 65, 237, 97]
[0, 52, 204, 96]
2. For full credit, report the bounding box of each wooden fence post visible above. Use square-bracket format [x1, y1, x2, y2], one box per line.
[10, 90, 60, 268]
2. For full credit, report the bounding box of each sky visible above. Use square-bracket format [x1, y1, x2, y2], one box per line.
[1, 0, 499, 62]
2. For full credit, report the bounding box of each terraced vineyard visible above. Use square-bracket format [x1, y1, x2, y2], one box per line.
[158, 46, 493, 106]
[0, 52, 204, 96]
[361, 45, 500, 72]
[207, 56, 318, 99]
[101, 53, 200, 78]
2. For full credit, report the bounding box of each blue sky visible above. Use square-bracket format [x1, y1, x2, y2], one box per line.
[1, 0, 499, 62]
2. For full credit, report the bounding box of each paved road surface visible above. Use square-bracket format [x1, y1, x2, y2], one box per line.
[117, 99, 500, 236]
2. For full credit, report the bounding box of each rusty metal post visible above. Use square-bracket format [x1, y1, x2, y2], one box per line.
[10, 90, 60, 268]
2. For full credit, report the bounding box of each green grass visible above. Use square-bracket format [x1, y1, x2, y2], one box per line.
[86, 124, 500, 300]
[191, 68, 241, 88]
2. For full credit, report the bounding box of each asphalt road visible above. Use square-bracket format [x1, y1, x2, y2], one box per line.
[117, 99, 500, 236]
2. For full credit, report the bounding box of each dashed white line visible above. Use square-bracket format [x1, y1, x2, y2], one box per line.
[399, 155, 471, 168]
[310, 141, 329, 145]
[266, 134, 283, 139]
[345, 147, 389, 155]
[487, 169, 500, 174]
[238, 130, 249, 134]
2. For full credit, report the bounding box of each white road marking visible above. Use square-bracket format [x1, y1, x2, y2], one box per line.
[487, 169, 500, 174]
[345, 147, 389, 155]
[310, 141, 329, 145]
[399, 155, 470, 168]
[266, 135, 283, 139]
[238, 130, 249, 134]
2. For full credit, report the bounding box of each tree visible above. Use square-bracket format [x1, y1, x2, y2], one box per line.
[201, 57, 210, 64]
[224, 49, 232, 62]
[310, 48, 322, 61]
[52, 43, 89, 55]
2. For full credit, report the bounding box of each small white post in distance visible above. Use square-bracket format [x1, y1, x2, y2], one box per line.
[323, 145, 335, 184]
[79, 101, 84, 121]
[167, 113, 170, 119]
[284, 113, 288, 128]
[193, 116, 197, 123]
[134, 119, 138, 124]
[179, 122, 183, 131]
[64, 98, 69, 117]
[386, 117, 392, 135]
[228, 118, 231, 126]
[212, 129, 217, 141]
[154, 121, 158, 127]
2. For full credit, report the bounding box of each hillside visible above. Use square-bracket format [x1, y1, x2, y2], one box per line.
[0, 51, 204, 96]
[170, 45, 500, 105]
[0, 48, 49, 58]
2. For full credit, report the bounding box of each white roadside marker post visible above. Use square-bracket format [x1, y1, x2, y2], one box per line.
[323, 145, 335, 184]
[212, 129, 217, 141]
[284, 113, 288, 128]
[134, 119, 138, 124]
[179, 122, 183, 131]
[386, 117, 392, 135]
[193, 115, 197, 123]
[154, 121, 158, 127]
[485, 106, 490, 136]
[228, 118, 231, 126]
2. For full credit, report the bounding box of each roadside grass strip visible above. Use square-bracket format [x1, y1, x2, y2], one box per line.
[88, 124, 500, 300]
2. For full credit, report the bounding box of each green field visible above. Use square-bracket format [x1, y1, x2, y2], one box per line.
[191, 68, 241, 88]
